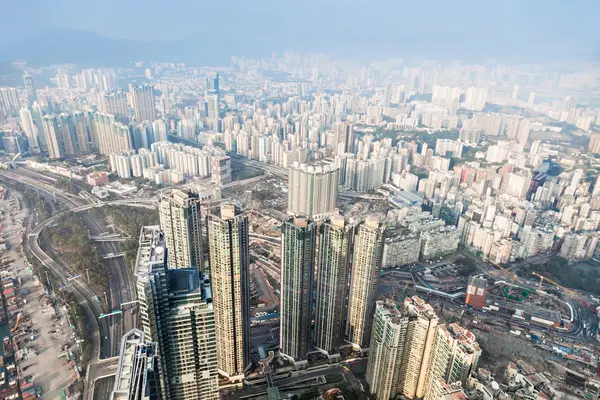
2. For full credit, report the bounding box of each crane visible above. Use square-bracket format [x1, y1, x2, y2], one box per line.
[490, 262, 524, 294]
[532, 272, 573, 295]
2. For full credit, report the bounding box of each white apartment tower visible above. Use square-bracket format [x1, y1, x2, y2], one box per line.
[366, 297, 442, 400]
[159, 189, 203, 270]
[206, 205, 250, 379]
[131, 84, 156, 123]
[287, 162, 339, 219]
[280, 216, 317, 360]
[366, 300, 409, 400]
[346, 215, 385, 349]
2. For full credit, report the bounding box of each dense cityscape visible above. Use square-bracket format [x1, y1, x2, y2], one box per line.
[0, 3, 598, 400]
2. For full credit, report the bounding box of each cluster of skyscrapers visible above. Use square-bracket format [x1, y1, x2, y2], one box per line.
[366, 298, 480, 400]
[115, 186, 480, 400]
[280, 213, 386, 359]
[113, 192, 252, 399]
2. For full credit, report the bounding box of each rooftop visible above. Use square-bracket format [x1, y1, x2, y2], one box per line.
[167, 268, 201, 296]
[134, 226, 166, 280]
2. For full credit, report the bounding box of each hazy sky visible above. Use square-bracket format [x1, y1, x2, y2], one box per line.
[2, 0, 599, 61]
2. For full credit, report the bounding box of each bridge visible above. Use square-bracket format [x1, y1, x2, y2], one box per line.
[103, 253, 125, 260]
[89, 233, 132, 242]
[70, 199, 157, 212]
[249, 233, 281, 245]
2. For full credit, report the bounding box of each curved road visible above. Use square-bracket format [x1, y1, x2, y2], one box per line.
[0, 169, 150, 359]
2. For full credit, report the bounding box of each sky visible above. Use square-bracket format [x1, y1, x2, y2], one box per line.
[1, 0, 599, 62]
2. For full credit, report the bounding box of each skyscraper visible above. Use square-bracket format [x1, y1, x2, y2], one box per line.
[0, 87, 20, 119]
[206, 72, 220, 95]
[287, 162, 339, 219]
[335, 122, 355, 154]
[19, 108, 40, 152]
[346, 215, 385, 349]
[158, 189, 203, 270]
[423, 323, 481, 400]
[111, 329, 162, 400]
[99, 90, 129, 119]
[135, 227, 219, 400]
[23, 74, 36, 105]
[41, 115, 65, 159]
[206, 94, 220, 121]
[131, 84, 156, 122]
[280, 216, 317, 360]
[366, 297, 440, 400]
[314, 214, 354, 355]
[88, 112, 133, 155]
[512, 84, 519, 101]
[527, 91, 536, 108]
[366, 300, 408, 400]
[206, 205, 250, 379]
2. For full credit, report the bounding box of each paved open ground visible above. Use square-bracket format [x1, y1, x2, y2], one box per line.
[1, 189, 79, 399]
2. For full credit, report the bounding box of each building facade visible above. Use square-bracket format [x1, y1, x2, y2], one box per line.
[287, 162, 339, 219]
[280, 216, 316, 360]
[111, 329, 162, 400]
[158, 189, 203, 270]
[206, 205, 250, 379]
[314, 214, 354, 354]
[134, 227, 219, 400]
[346, 216, 385, 349]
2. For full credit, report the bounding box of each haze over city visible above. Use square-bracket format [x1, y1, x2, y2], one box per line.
[0, 1, 598, 400]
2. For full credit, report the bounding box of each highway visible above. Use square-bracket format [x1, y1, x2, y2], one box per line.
[0, 168, 141, 359]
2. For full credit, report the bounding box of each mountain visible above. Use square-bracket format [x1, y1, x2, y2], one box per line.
[0, 29, 278, 67]
[0, 30, 179, 67]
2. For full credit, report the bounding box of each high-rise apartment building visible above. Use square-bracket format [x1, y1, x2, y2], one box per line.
[423, 324, 481, 400]
[588, 133, 600, 154]
[99, 90, 129, 119]
[366, 300, 408, 400]
[206, 94, 220, 120]
[72, 111, 91, 154]
[41, 115, 65, 159]
[111, 329, 162, 400]
[23, 74, 37, 105]
[287, 161, 338, 219]
[158, 189, 203, 270]
[206, 205, 250, 379]
[280, 216, 317, 360]
[131, 84, 156, 122]
[0, 87, 20, 119]
[314, 214, 354, 355]
[334, 122, 355, 154]
[88, 112, 133, 155]
[206, 72, 220, 95]
[346, 216, 385, 349]
[366, 297, 439, 399]
[134, 227, 219, 400]
[19, 108, 41, 152]
[39, 113, 91, 158]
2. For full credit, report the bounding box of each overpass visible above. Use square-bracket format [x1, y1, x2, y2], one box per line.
[89, 233, 132, 242]
[249, 233, 281, 245]
[70, 199, 157, 212]
[103, 253, 125, 260]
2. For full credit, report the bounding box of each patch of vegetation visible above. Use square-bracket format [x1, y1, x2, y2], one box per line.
[43, 213, 108, 290]
[529, 257, 600, 296]
[55, 178, 80, 195]
[107, 206, 160, 270]
[455, 257, 478, 277]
